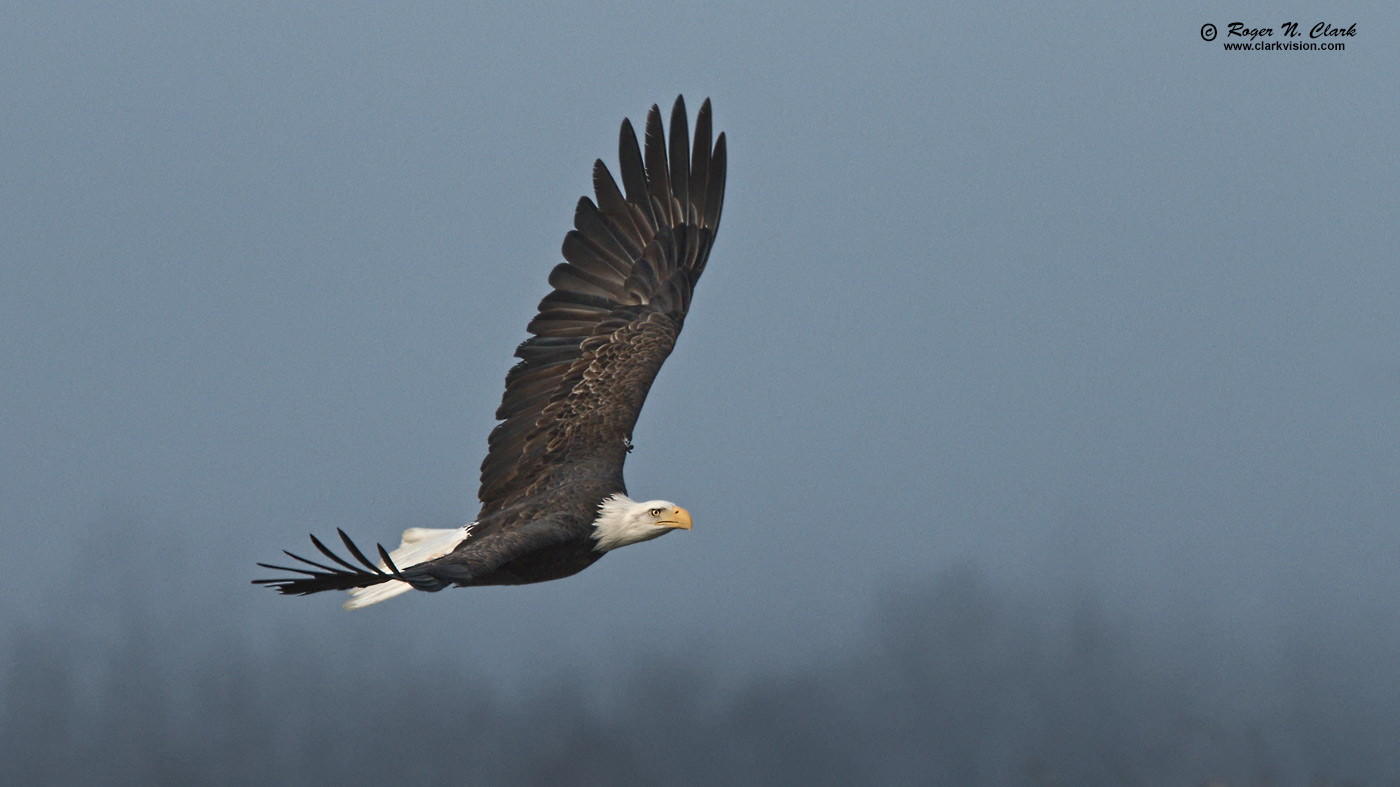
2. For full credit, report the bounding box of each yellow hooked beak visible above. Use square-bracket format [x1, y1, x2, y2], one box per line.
[660, 506, 693, 531]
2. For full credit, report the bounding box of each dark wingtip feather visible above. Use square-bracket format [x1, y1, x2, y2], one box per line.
[255, 562, 322, 578]
[338, 528, 385, 575]
[690, 98, 713, 225]
[617, 116, 655, 229]
[254, 529, 401, 595]
[668, 96, 690, 212]
[706, 131, 727, 231]
[377, 543, 405, 579]
[254, 562, 309, 577]
[281, 549, 341, 574]
[644, 104, 673, 225]
[311, 532, 361, 572]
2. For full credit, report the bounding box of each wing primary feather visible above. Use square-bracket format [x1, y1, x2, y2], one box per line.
[644, 105, 673, 226]
[668, 96, 690, 215]
[690, 99, 712, 225]
[574, 197, 635, 259]
[254, 562, 325, 578]
[338, 528, 386, 576]
[678, 224, 699, 276]
[562, 231, 629, 280]
[575, 197, 642, 261]
[592, 160, 645, 248]
[311, 532, 364, 573]
[377, 544, 406, 579]
[281, 550, 343, 574]
[705, 132, 727, 232]
[617, 118, 656, 230]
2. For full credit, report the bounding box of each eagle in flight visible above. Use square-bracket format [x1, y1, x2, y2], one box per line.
[255, 96, 726, 609]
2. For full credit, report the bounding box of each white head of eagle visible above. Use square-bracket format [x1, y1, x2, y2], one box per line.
[591, 493, 693, 552]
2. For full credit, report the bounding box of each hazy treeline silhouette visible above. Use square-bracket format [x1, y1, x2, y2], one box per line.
[2, 565, 1396, 786]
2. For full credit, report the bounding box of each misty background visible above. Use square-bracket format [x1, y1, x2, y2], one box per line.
[2, 1, 1397, 784]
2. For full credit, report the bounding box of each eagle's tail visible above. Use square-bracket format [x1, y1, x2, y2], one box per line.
[252, 525, 472, 608]
[343, 526, 473, 609]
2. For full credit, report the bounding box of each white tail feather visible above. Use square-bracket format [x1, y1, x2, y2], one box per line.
[343, 524, 473, 610]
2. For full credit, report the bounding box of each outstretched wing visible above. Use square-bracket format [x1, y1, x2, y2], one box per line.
[476, 96, 727, 519]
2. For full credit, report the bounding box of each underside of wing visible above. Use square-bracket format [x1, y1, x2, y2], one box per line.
[476, 96, 728, 518]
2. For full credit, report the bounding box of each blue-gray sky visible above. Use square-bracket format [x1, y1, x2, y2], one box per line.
[3, 1, 1397, 782]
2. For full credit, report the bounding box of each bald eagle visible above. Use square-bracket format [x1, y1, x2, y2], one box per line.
[254, 97, 726, 609]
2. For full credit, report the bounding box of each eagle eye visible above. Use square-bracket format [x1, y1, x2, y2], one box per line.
[649, 507, 662, 517]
